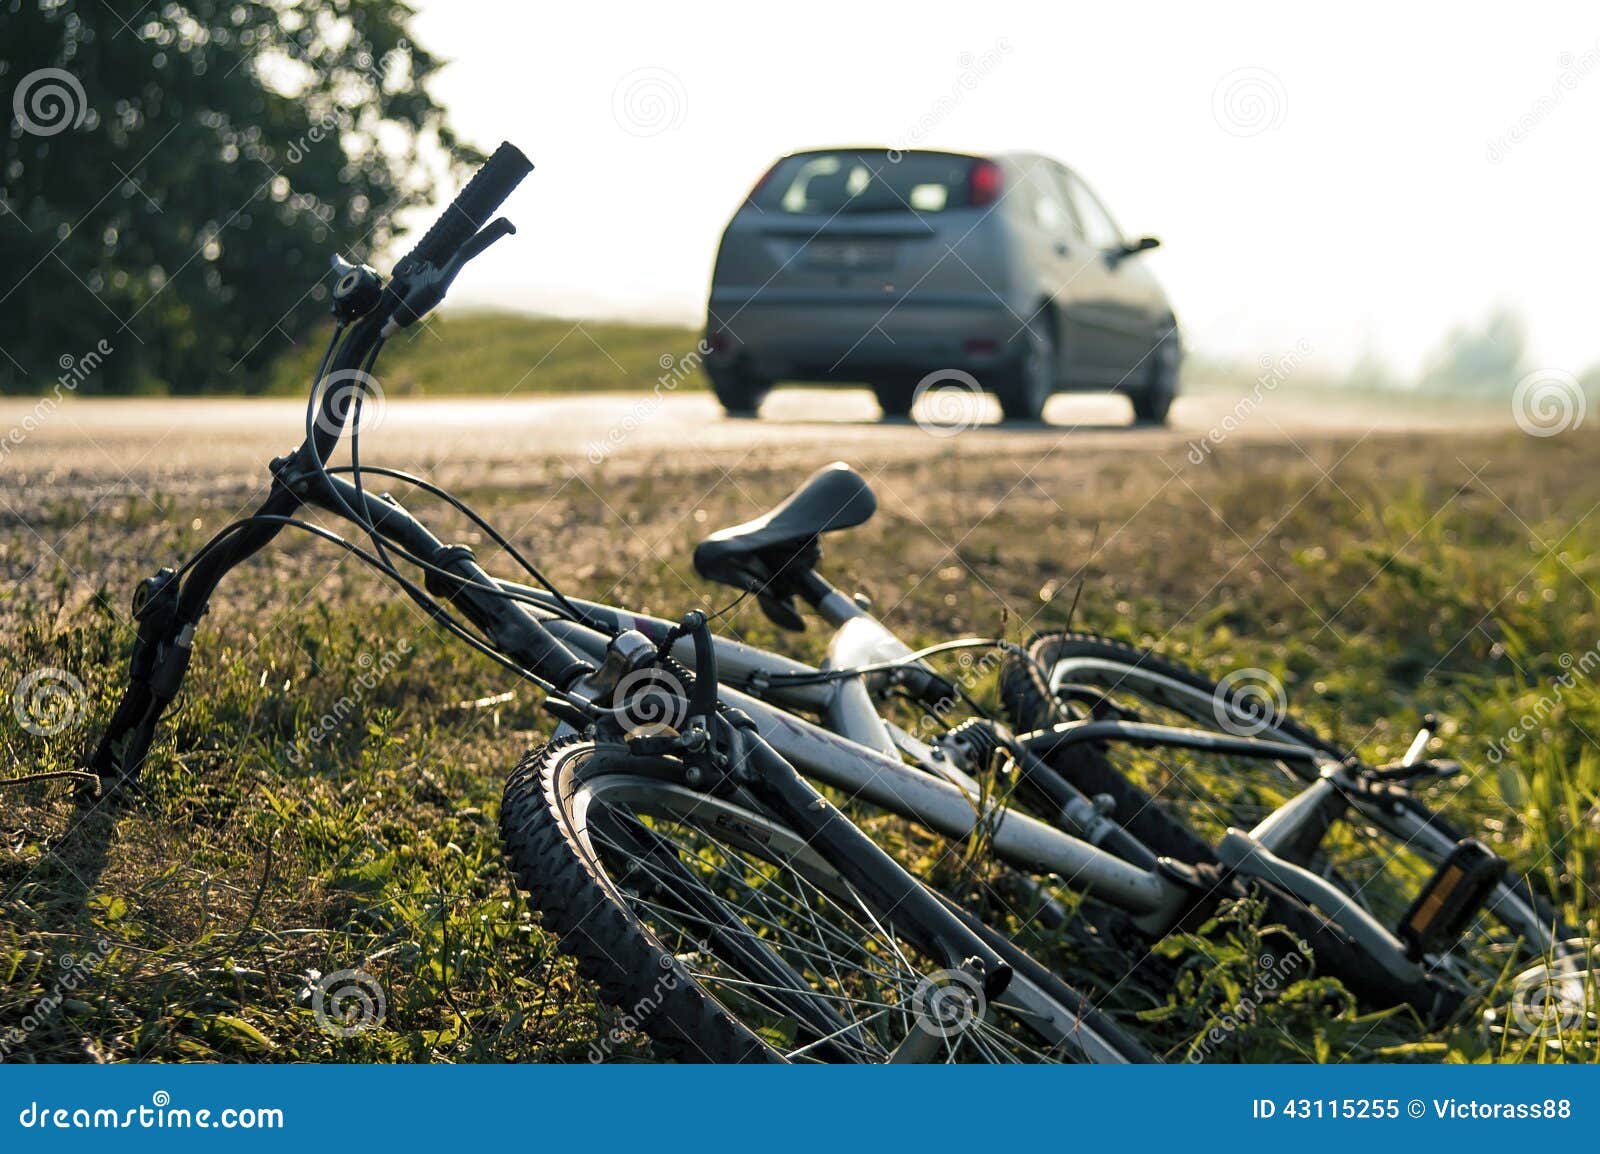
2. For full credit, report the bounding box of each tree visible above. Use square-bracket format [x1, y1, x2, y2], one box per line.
[0, 0, 472, 394]
[1417, 307, 1527, 395]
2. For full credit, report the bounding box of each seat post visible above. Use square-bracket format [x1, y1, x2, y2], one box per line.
[798, 569, 864, 627]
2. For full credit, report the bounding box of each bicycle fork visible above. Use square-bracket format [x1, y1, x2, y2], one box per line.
[610, 618, 1013, 1058]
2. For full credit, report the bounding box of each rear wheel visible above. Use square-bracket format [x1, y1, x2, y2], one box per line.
[1001, 631, 1580, 1013]
[872, 377, 918, 419]
[708, 366, 771, 417]
[501, 737, 1152, 1063]
[998, 321, 1055, 423]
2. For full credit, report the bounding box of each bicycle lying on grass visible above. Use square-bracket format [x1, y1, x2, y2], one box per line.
[85, 143, 1592, 1062]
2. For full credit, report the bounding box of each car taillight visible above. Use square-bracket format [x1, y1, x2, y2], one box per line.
[969, 160, 1003, 207]
[744, 161, 781, 204]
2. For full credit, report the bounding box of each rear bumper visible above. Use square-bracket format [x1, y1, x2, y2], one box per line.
[706, 291, 1021, 384]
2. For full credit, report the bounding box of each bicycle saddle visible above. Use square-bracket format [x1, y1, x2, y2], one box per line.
[693, 461, 877, 629]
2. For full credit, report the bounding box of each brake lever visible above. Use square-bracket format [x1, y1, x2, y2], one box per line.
[384, 217, 518, 334]
[449, 216, 517, 267]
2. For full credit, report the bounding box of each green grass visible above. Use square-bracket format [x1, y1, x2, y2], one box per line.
[2, 430, 1596, 1062]
[258, 310, 706, 398]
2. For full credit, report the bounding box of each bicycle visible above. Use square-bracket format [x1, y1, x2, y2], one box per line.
[84, 142, 1150, 1064]
[999, 632, 1593, 1044]
[506, 462, 1589, 1045]
[85, 142, 1586, 1062]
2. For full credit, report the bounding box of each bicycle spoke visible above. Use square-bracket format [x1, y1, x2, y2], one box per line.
[573, 776, 1100, 1062]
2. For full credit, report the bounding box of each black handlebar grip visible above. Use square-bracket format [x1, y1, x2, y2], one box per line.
[396, 141, 533, 273]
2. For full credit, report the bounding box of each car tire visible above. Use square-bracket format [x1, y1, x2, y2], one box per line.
[872, 377, 919, 419]
[998, 322, 1054, 424]
[1129, 328, 1179, 426]
[708, 367, 771, 418]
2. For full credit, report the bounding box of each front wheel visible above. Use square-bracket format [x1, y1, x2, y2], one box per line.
[1129, 327, 1179, 425]
[500, 737, 1151, 1063]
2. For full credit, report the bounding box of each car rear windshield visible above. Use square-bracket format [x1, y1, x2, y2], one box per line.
[752, 150, 982, 215]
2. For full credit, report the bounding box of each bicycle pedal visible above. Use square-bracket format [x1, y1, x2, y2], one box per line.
[1396, 838, 1505, 960]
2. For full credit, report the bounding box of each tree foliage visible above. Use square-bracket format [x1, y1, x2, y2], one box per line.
[1417, 307, 1527, 395]
[1, 0, 471, 394]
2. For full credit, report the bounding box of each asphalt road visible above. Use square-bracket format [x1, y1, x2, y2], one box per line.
[2, 386, 1511, 502]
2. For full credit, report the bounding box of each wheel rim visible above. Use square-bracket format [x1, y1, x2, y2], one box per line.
[569, 771, 1124, 1062]
[1042, 656, 1554, 997]
[1046, 657, 1311, 840]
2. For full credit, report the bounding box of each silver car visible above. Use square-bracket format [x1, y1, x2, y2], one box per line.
[703, 147, 1180, 424]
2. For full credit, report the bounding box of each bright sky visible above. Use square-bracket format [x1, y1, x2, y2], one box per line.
[409, 0, 1600, 378]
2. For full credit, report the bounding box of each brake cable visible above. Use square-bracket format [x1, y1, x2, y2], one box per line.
[240, 328, 592, 638]
[755, 636, 1068, 722]
[346, 339, 393, 574]
[754, 637, 1014, 721]
[760, 637, 1019, 686]
[296, 318, 596, 636]
[166, 512, 561, 695]
[320, 465, 595, 629]
[164, 324, 587, 691]
[171, 498, 584, 639]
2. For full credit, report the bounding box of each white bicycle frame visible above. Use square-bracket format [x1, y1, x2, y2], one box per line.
[1039, 655, 1563, 962]
[506, 578, 1561, 988]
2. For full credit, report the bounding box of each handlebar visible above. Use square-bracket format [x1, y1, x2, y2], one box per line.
[395, 141, 534, 274]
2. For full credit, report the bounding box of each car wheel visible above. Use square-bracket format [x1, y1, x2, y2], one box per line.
[872, 377, 918, 419]
[1130, 328, 1179, 426]
[998, 322, 1054, 423]
[708, 367, 771, 418]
